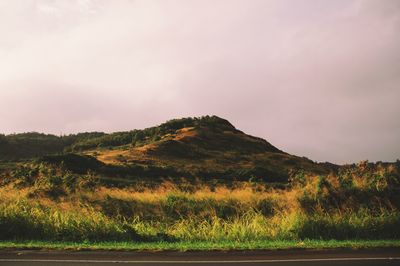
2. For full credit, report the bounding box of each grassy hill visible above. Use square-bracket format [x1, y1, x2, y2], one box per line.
[0, 115, 334, 184]
[0, 116, 399, 246]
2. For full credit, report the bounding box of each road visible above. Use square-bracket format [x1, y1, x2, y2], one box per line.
[0, 248, 399, 266]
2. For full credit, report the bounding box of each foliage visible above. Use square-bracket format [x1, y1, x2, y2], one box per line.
[0, 116, 332, 183]
[10, 163, 99, 198]
[0, 116, 237, 160]
[0, 162, 399, 242]
[0, 201, 140, 241]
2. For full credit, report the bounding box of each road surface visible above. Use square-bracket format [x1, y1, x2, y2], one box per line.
[0, 248, 399, 265]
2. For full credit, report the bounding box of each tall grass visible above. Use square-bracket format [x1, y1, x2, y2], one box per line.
[0, 161, 399, 242]
[0, 201, 139, 241]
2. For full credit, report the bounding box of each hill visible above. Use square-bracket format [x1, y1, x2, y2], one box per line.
[0, 115, 335, 184]
[0, 116, 399, 244]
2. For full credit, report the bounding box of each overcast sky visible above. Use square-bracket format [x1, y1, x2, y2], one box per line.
[1, 0, 399, 164]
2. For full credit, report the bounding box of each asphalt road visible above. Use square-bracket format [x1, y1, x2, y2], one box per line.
[0, 248, 399, 266]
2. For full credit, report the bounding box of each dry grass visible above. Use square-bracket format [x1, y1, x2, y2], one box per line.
[0, 184, 30, 203]
[94, 149, 131, 164]
[0, 161, 399, 242]
[173, 127, 197, 141]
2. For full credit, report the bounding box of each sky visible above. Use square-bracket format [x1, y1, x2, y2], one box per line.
[0, 0, 399, 164]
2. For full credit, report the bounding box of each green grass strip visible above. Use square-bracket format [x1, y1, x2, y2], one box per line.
[0, 240, 399, 251]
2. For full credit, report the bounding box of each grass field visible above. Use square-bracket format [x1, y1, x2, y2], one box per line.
[0, 160, 399, 249]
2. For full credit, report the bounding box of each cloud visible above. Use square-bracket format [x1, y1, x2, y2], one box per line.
[0, 0, 399, 163]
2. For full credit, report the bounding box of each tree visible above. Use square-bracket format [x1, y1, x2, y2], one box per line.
[0, 134, 7, 146]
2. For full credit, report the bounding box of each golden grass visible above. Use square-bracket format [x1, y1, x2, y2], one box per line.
[89, 183, 277, 202]
[94, 149, 131, 164]
[0, 161, 399, 242]
[90, 127, 198, 165]
[0, 184, 30, 202]
[173, 127, 196, 141]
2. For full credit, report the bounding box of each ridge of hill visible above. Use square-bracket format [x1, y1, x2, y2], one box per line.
[0, 115, 335, 183]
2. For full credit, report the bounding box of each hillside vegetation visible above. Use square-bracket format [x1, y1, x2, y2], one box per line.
[0, 115, 399, 245]
[0, 161, 399, 242]
[0, 116, 333, 183]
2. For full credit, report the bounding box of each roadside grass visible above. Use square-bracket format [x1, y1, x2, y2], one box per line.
[0, 239, 399, 251]
[0, 161, 399, 247]
[1, 196, 399, 242]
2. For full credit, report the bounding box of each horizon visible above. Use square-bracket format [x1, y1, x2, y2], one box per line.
[1, 0, 399, 164]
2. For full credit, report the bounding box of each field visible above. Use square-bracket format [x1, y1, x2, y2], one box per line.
[0, 160, 399, 249]
[0, 117, 399, 250]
